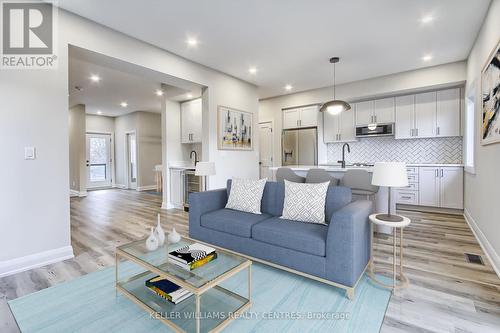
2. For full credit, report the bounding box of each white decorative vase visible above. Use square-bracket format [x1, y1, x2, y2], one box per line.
[168, 228, 181, 244]
[146, 227, 159, 251]
[155, 214, 165, 246]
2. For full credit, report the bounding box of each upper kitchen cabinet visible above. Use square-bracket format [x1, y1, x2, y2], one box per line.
[415, 91, 437, 138]
[395, 95, 415, 139]
[323, 108, 356, 143]
[283, 106, 318, 129]
[355, 98, 395, 126]
[181, 98, 202, 143]
[436, 88, 461, 137]
[395, 88, 461, 140]
[373, 97, 395, 124]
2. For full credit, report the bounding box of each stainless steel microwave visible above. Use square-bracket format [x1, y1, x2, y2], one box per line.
[355, 123, 394, 138]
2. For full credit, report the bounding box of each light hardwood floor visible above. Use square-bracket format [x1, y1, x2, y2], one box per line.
[1, 189, 499, 332]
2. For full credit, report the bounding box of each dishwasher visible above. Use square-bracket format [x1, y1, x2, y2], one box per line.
[183, 169, 203, 211]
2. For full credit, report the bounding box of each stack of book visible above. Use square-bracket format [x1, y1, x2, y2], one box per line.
[168, 243, 217, 271]
[145, 276, 192, 304]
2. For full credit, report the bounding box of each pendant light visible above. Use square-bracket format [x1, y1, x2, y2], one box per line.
[320, 57, 351, 115]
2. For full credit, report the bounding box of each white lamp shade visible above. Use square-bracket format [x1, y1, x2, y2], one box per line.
[195, 162, 216, 176]
[371, 162, 408, 187]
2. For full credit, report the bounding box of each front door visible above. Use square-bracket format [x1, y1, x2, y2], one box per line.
[259, 122, 273, 178]
[86, 133, 112, 188]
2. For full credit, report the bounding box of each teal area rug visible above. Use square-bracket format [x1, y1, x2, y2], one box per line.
[9, 263, 390, 333]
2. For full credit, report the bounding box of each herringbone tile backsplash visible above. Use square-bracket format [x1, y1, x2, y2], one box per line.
[327, 137, 462, 164]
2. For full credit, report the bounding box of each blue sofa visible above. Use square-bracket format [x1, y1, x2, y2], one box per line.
[189, 180, 372, 299]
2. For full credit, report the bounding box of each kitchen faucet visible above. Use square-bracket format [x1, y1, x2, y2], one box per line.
[190, 150, 198, 166]
[337, 143, 350, 168]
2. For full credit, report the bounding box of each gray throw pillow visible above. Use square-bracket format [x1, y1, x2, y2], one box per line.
[226, 178, 267, 214]
[281, 180, 329, 224]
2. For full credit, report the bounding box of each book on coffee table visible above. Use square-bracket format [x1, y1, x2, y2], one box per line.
[168, 243, 217, 270]
[145, 276, 192, 304]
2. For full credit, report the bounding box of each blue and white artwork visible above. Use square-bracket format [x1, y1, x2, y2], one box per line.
[218, 106, 253, 150]
[481, 40, 500, 145]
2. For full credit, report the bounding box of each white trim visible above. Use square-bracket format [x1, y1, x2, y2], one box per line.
[70, 189, 87, 197]
[0, 246, 74, 278]
[136, 185, 157, 191]
[161, 201, 175, 210]
[113, 184, 127, 189]
[463, 208, 500, 278]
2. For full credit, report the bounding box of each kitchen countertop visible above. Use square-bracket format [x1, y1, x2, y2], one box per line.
[269, 163, 464, 172]
[168, 161, 196, 170]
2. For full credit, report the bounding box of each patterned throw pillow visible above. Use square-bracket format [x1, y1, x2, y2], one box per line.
[281, 180, 329, 224]
[226, 178, 267, 214]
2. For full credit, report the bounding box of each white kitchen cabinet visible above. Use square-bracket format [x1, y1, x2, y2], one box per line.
[355, 101, 374, 126]
[323, 109, 356, 142]
[418, 166, 463, 209]
[181, 98, 202, 143]
[415, 92, 437, 138]
[436, 88, 461, 137]
[419, 167, 440, 207]
[395, 95, 415, 139]
[283, 106, 318, 129]
[373, 97, 395, 124]
[169, 169, 184, 208]
[440, 167, 463, 209]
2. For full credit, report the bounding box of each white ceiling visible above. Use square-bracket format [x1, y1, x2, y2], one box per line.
[69, 47, 203, 117]
[59, 0, 491, 99]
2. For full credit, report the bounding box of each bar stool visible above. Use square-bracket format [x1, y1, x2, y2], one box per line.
[305, 168, 339, 186]
[275, 168, 305, 183]
[342, 169, 379, 200]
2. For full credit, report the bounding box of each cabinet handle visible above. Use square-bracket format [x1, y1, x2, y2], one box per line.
[401, 196, 412, 199]
[435, 169, 438, 177]
[437, 126, 440, 135]
[440, 169, 443, 177]
[299, 120, 302, 127]
[374, 115, 377, 123]
[297, 120, 299, 127]
[339, 133, 342, 141]
[415, 128, 418, 137]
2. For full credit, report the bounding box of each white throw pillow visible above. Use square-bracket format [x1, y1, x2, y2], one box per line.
[226, 178, 267, 214]
[281, 180, 329, 224]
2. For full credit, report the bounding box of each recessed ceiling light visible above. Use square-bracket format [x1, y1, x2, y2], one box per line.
[186, 38, 198, 47]
[90, 74, 101, 82]
[285, 84, 293, 91]
[420, 15, 434, 24]
[155, 89, 164, 96]
[120, 102, 128, 107]
[249, 67, 257, 75]
[96, 110, 102, 115]
[186, 93, 193, 99]
[422, 54, 433, 62]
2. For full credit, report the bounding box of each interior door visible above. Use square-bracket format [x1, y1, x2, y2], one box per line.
[259, 122, 273, 178]
[86, 133, 112, 188]
[418, 167, 440, 207]
[127, 132, 137, 189]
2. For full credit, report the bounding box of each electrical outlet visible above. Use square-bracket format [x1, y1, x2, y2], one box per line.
[24, 147, 36, 160]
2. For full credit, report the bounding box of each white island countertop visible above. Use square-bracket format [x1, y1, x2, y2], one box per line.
[269, 163, 463, 172]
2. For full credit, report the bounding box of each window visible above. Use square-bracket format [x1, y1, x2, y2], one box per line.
[464, 90, 475, 174]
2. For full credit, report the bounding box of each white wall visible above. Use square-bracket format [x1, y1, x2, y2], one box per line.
[69, 105, 86, 193]
[86, 114, 115, 133]
[0, 8, 257, 275]
[464, 0, 500, 275]
[114, 112, 137, 187]
[136, 112, 162, 189]
[259, 61, 467, 166]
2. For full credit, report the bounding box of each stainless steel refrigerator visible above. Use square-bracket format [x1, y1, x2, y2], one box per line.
[282, 128, 318, 166]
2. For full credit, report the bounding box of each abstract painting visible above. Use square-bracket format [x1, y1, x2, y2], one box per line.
[481, 39, 500, 145]
[218, 106, 253, 150]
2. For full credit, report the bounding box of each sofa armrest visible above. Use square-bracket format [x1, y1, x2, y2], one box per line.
[189, 189, 228, 237]
[325, 200, 372, 287]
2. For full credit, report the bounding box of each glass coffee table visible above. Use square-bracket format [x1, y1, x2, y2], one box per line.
[115, 236, 252, 333]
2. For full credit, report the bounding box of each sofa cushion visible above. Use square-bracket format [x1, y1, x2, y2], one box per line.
[201, 208, 271, 238]
[252, 217, 328, 256]
[227, 179, 277, 216]
[281, 180, 329, 224]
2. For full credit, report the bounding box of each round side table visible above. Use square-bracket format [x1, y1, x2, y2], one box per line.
[369, 213, 411, 290]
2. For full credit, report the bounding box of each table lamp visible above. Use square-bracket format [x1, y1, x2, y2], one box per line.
[371, 162, 408, 222]
[195, 162, 216, 191]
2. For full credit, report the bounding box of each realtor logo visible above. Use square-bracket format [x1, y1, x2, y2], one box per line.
[1, 1, 57, 69]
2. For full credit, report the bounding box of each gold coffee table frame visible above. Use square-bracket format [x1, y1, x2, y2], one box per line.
[115, 236, 252, 333]
[368, 213, 411, 290]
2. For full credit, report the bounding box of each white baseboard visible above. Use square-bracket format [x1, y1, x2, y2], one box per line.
[113, 184, 127, 189]
[161, 201, 176, 210]
[464, 209, 500, 278]
[70, 189, 87, 197]
[136, 185, 157, 191]
[0, 245, 74, 278]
